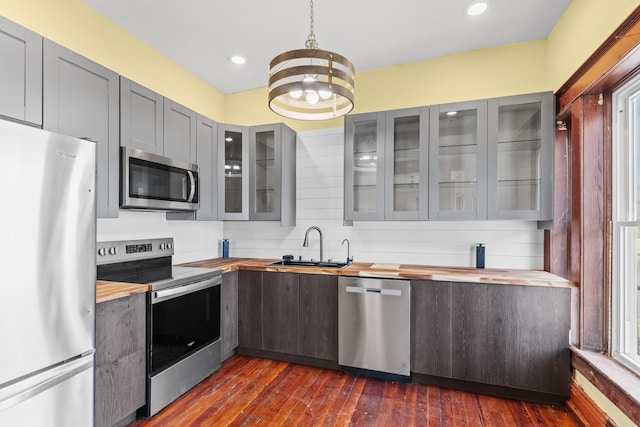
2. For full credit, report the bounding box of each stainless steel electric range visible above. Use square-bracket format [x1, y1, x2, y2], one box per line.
[96, 237, 222, 418]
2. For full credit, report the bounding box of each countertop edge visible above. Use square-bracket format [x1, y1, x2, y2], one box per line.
[96, 281, 151, 304]
[179, 258, 574, 289]
[96, 258, 573, 303]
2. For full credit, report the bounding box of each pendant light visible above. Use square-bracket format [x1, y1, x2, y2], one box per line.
[268, 0, 355, 120]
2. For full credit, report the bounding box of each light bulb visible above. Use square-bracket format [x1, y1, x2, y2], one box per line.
[319, 89, 332, 100]
[289, 89, 303, 99]
[306, 91, 319, 105]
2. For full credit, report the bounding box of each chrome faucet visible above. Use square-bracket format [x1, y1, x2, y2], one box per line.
[342, 239, 353, 264]
[303, 226, 323, 262]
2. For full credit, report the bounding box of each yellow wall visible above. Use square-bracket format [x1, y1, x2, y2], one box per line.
[225, 40, 549, 132]
[1, 0, 636, 132]
[0, 0, 226, 122]
[227, 0, 640, 132]
[547, 0, 640, 91]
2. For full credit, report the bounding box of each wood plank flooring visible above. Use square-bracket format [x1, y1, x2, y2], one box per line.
[129, 355, 581, 426]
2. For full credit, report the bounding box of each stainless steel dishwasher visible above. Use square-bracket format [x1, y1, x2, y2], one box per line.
[338, 276, 411, 379]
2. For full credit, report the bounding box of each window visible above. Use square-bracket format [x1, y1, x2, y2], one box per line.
[612, 75, 640, 374]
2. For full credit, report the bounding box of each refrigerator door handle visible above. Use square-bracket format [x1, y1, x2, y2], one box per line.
[0, 354, 93, 412]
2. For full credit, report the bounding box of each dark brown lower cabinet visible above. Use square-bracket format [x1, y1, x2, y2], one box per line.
[221, 271, 239, 361]
[263, 271, 300, 354]
[238, 270, 263, 350]
[411, 280, 570, 404]
[237, 271, 338, 366]
[299, 274, 338, 361]
[95, 293, 146, 427]
[411, 280, 452, 377]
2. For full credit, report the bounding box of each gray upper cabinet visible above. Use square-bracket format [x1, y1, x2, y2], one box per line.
[218, 124, 249, 220]
[249, 123, 296, 225]
[429, 100, 488, 220]
[384, 108, 429, 220]
[345, 92, 553, 222]
[43, 40, 119, 219]
[344, 112, 386, 221]
[345, 108, 428, 221]
[194, 114, 218, 220]
[120, 77, 163, 155]
[167, 114, 218, 221]
[163, 98, 197, 163]
[487, 92, 554, 220]
[0, 16, 42, 126]
[121, 77, 197, 163]
[218, 123, 296, 223]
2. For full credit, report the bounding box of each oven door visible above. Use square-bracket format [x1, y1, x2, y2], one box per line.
[121, 147, 199, 211]
[149, 276, 220, 376]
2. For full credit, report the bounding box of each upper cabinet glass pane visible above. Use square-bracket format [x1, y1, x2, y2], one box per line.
[254, 130, 275, 214]
[392, 116, 420, 212]
[437, 109, 478, 212]
[224, 130, 243, 214]
[496, 102, 541, 211]
[353, 119, 379, 213]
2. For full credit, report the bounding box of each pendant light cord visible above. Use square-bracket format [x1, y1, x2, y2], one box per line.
[305, 0, 318, 49]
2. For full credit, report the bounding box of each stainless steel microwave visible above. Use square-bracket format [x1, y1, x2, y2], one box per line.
[120, 147, 199, 211]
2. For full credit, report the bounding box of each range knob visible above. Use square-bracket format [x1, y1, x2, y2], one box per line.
[160, 242, 167, 250]
[108, 247, 117, 256]
[167, 242, 173, 249]
[97, 247, 106, 256]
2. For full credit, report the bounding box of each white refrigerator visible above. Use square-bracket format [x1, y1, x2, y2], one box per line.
[0, 120, 96, 426]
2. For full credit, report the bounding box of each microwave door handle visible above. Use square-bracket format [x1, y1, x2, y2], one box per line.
[187, 170, 196, 202]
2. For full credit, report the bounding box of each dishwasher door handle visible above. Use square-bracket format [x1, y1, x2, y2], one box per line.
[345, 286, 402, 296]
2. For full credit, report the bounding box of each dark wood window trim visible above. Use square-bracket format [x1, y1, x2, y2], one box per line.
[550, 5, 640, 350]
[555, 7, 640, 116]
[549, 6, 640, 422]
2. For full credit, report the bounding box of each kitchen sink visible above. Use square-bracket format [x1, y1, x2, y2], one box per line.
[267, 260, 348, 269]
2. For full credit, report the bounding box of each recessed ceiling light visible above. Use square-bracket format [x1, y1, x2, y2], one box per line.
[467, 2, 488, 16]
[230, 55, 246, 65]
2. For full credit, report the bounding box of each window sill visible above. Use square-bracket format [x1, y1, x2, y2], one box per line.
[571, 346, 640, 422]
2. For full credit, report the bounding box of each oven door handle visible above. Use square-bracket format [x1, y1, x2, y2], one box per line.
[152, 276, 219, 303]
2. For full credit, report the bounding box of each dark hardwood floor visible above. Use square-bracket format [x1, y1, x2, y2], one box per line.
[129, 355, 581, 426]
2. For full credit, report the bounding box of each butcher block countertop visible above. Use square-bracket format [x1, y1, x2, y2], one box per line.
[96, 281, 150, 304]
[180, 258, 573, 288]
[96, 258, 571, 302]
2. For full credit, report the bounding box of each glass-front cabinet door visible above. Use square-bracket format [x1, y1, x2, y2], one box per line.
[250, 125, 279, 220]
[218, 124, 248, 220]
[487, 92, 553, 220]
[429, 100, 487, 220]
[248, 123, 296, 225]
[345, 112, 386, 221]
[384, 108, 429, 220]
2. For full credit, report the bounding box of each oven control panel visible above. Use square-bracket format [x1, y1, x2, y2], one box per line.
[97, 238, 174, 265]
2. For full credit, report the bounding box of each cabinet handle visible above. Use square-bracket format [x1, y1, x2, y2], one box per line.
[345, 286, 401, 296]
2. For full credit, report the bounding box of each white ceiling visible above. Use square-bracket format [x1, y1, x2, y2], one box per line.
[81, 0, 572, 95]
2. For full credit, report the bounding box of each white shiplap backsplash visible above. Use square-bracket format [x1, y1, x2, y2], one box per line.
[225, 127, 543, 270]
[98, 127, 543, 270]
[97, 211, 223, 264]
